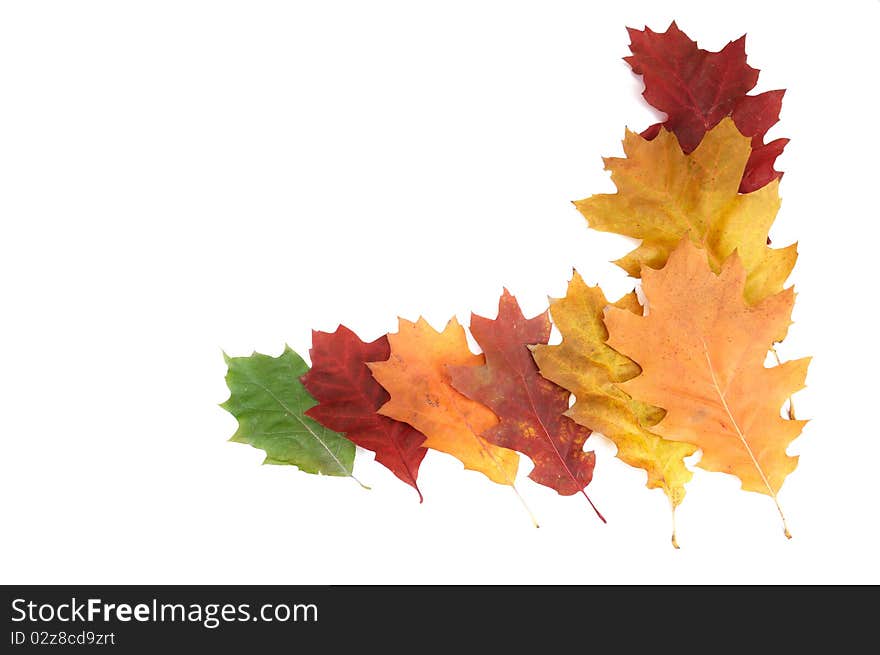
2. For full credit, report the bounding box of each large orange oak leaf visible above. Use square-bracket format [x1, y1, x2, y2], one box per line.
[605, 240, 810, 537]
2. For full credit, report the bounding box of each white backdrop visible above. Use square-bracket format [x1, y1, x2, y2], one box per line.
[2, 0, 878, 584]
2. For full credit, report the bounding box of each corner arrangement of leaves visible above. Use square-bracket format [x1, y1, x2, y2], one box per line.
[220, 22, 809, 547]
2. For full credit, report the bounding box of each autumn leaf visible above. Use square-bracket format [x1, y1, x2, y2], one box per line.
[605, 240, 810, 537]
[221, 347, 365, 487]
[626, 21, 788, 192]
[217, 23, 811, 545]
[448, 290, 604, 522]
[302, 326, 428, 501]
[574, 117, 797, 305]
[732, 91, 788, 194]
[531, 273, 695, 545]
[367, 317, 524, 490]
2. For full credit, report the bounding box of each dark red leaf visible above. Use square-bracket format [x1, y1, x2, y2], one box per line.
[640, 122, 663, 141]
[626, 21, 787, 192]
[732, 90, 785, 142]
[302, 326, 427, 501]
[449, 291, 600, 516]
[742, 137, 789, 193]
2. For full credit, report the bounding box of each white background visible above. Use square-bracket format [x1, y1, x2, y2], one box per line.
[2, 0, 878, 584]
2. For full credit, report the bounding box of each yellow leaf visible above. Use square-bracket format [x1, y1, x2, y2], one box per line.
[574, 118, 797, 305]
[531, 272, 695, 546]
[368, 317, 520, 486]
[605, 240, 810, 538]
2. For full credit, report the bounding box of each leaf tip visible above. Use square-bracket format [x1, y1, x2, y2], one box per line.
[731, 33, 748, 49]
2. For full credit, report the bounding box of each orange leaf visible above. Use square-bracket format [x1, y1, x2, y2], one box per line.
[367, 317, 520, 487]
[605, 240, 809, 537]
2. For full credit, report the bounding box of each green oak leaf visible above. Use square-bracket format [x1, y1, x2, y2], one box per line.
[221, 346, 365, 485]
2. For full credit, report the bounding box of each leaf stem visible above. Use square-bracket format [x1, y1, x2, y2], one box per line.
[351, 473, 371, 490]
[580, 489, 606, 523]
[670, 503, 680, 549]
[511, 483, 540, 528]
[777, 501, 792, 540]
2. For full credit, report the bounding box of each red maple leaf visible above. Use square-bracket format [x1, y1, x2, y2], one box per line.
[302, 326, 428, 501]
[626, 21, 788, 193]
[448, 291, 602, 520]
